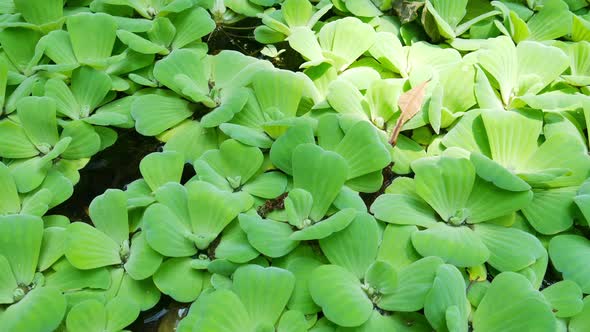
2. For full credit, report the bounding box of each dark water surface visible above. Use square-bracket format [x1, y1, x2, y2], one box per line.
[49, 130, 161, 221]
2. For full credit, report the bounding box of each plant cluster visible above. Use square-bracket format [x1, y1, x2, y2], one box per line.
[1, 0, 590, 331]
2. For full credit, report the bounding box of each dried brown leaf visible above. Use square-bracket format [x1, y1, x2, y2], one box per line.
[389, 80, 430, 146]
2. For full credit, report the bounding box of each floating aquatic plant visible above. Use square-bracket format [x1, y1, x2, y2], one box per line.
[1, 0, 590, 331]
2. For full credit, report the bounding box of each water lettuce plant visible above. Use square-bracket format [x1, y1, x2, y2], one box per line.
[1, 0, 590, 331]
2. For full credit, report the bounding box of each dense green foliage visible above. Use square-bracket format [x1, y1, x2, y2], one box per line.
[1, 0, 590, 331]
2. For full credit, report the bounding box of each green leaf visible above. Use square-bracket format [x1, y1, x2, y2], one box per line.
[378, 256, 445, 311]
[89, 189, 128, 245]
[0, 119, 39, 158]
[377, 225, 421, 270]
[13, 0, 62, 25]
[148, 17, 175, 47]
[0, 287, 66, 332]
[186, 181, 251, 249]
[152, 48, 209, 100]
[481, 109, 542, 172]
[473, 223, 545, 272]
[371, 194, 438, 228]
[38, 227, 66, 272]
[0, 162, 20, 214]
[0, 255, 17, 303]
[219, 123, 274, 149]
[60, 121, 101, 159]
[473, 272, 556, 332]
[466, 177, 533, 223]
[570, 296, 590, 331]
[326, 79, 367, 120]
[290, 208, 356, 241]
[282, 0, 312, 26]
[37, 30, 77, 66]
[319, 213, 379, 279]
[541, 280, 584, 318]
[526, 0, 572, 41]
[335, 121, 391, 179]
[309, 264, 373, 327]
[242, 171, 288, 199]
[0, 28, 41, 73]
[72, 66, 112, 117]
[143, 203, 196, 257]
[117, 30, 169, 55]
[67, 13, 117, 66]
[549, 235, 590, 293]
[239, 214, 299, 258]
[139, 151, 184, 192]
[65, 222, 121, 269]
[270, 122, 315, 175]
[441, 111, 490, 156]
[170, 6, 215, 49]
[162, 120, 218, 163]
[153, 257, 204, 302]
[521, 187, 578, 235]
[277, 310, 308, 332]
[124, 232, 163, 280]
[521, 132, 590, 188]
[45, 261, 110, 292]
[16, 96, 59, 150]
[392, 135, 427, 175]
[475, 36, 516, 105]
[252, 69, 304, 118]
[114, 274, 161, 311]
[292, 144, 348, 221]
[426, 0, 468, 38]
[411, 223, 489, 267]
[214, 221, 259, 263]
[9, 157, 51, 194]
[200, 87, 249, 128]
[200, 139, 263, 189]
[106, 296, 140, 331]
[44, 78, 79, 120]
[424, 264, 469, 332]
[66, 300, 106, 332]
[277, 253, 322, 314]
[365, 261, 397, 295]
[285, 188, 313, 229]
[470, 152, 530, 192]
[318, 17, 376, 71]
[0, 215, 43, 285]
[192, 289, 254, 332]
[232, 265, 296, 326]
[413, 155, 475, 222]
[131, 94, 194, 136]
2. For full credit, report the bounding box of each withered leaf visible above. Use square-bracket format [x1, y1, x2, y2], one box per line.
[393, 0, 426, 24]
[389, 80, 430, 146]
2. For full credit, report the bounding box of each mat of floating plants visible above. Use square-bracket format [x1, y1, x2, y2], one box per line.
[1, 0, 590, 331]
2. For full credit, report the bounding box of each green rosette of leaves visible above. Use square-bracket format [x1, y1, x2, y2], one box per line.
[0, 160, 68, 216]
[255, 0, 333, 43]
[130, 48, 276, 157]
[371, 149, 546, 272]
[194, 138, 288, 207]
[0, 96, 85, 201]
[139, 161, 257, 301]
[0, 214, 67, 332]
[270, 116, 392, 193]
[443, 109, 590, 235]
[64, 188, 162, 313]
